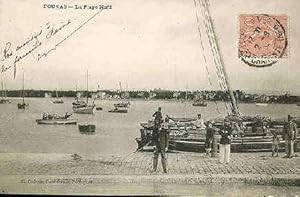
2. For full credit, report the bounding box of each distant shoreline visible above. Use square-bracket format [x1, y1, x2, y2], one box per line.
[2, 95, 300, 105]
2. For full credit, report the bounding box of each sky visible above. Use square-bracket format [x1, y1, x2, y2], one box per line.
[0, 0, 299, 95]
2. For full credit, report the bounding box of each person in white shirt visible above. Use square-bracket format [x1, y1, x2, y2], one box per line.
[193, 114, 206, 129]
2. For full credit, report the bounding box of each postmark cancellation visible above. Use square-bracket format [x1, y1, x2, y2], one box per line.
[238, 14, 288, 67]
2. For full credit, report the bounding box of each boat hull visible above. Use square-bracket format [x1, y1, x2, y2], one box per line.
[53, 100, 64, 104]
[114, 102, 130, 108]
[108, 109, 128, 113]
[36, 119, 78, 125]
[17, 103, 28, 109]
[136, 136, 300, 153]
[73, 105, 95, 114]
[78, 124, 96, 132]
[0, 99, 10, 104]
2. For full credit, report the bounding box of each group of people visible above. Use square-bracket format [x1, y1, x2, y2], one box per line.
[42, 112, 72, 120]
[272, 115, 298, 158]
[150, 107, 299, 173]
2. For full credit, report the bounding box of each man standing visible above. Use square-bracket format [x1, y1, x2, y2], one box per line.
[204, 121, 215, 156]
[153, 107, 163, 128]
[152, 116, 170, 173]
[218, 121, 232, 164]
[284, 115, 298, 158]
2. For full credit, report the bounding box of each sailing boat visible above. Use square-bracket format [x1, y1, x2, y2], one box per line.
[17, 71, 28, 109]
[53, 89, 64, 104]
[73, 69, 95, 114]
[72, 85, 87, 108]
[135, 0, 284, 152]
[113, 81, 130, 108]
[0, 82, 11, 104]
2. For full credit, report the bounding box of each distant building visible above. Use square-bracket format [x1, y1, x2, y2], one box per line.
[44, 92, 51, 98]
[173, 92, 180, 99]
[149, 92, 157, 99]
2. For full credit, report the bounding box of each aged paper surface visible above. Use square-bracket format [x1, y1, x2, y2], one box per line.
[0, 0, 299, 195]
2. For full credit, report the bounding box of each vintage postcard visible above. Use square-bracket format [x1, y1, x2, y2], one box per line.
[0, 0, 299, 196]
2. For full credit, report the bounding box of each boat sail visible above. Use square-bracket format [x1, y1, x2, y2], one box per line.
[73, 69, 95, 114]
[53, 89, 64, 104]
[113, 81, 130, 108]
[17, 71, 28, 109]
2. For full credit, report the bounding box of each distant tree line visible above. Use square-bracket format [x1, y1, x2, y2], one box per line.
[3, 89, 300, 104]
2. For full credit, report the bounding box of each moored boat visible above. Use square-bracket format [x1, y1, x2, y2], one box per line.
[72, 100, 87, 108]
[73, 105, 96, 114]
[52, 89, 64, 104]
[17, 71, 28, 109]
[192, 100, 207, 107]
[78, 124, 96, 132]
[96, 106, 103, 110]
[36, 118, 77, 125]
[53, 99, 64, 104]
[0, 82, 10, 104]
[108, 108, 128, 113]
[114, 101, 130, 108]
[255, 103, 268, 107]
[72, 69, 95, 114]
[0, 99, 10, 104]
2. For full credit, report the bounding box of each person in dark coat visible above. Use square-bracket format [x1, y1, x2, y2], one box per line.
[218, 121, 233, 164]
[204, 121, 215, 156]
[152, 116, 170, 173]
[284, 115, 298, 158]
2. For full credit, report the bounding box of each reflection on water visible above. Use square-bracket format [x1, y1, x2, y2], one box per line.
[0, 97, 299, 156]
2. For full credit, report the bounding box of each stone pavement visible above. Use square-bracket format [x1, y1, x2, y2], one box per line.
[0, 151, 299, 186]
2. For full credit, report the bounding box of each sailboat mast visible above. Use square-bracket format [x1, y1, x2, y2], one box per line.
[199, 0, 240, 116]
[4, 83, 6, 98]
[1, 82, 3, 99]
[22, 71, 25, 103]
[119, 81, 122, 98]
[86, 69, 89, 104]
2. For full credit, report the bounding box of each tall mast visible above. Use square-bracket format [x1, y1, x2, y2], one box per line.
[185, 85, 188, 118]
[86, 69, 89, 104]
[4, 84, 6, 98]
[119, 81, 122, 98]
[22, 71, 25, 103]
[198, 0, 240, 116]
[1, 82, 3, 99]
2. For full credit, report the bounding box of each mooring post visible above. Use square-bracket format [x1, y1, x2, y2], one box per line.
[211, 135, 218, 157]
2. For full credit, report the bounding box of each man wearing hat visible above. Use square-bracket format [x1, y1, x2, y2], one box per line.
[284, 115, 298, 158]
[152, 116, 170, 173]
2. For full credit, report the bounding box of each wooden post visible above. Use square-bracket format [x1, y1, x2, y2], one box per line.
[211, 134, 218, 157]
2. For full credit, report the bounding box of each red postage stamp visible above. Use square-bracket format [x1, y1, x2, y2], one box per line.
[238, 14, 288, 67]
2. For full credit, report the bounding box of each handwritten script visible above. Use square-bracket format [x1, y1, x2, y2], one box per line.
[0, 7, 111, 78]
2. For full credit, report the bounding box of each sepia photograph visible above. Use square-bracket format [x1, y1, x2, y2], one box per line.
[0, 0, 299, 196]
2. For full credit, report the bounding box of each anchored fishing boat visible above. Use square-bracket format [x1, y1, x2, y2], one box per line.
[78, 124, 96, 133]
[192, 100, 207, 107]
[36, 118, 77, 125]
[72, 100, 87, 108]
[0, 82, 10, 104]
[108, 108, 128, 113]
[114, 101, 130, 108]
[53, 89, 64, 104]
[73, 70, 95, 114]
[36, 112, 77, 125]
[17, 71, 28, 109]
[114, 82, 131, 108]
[255, 103, 268, 107]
